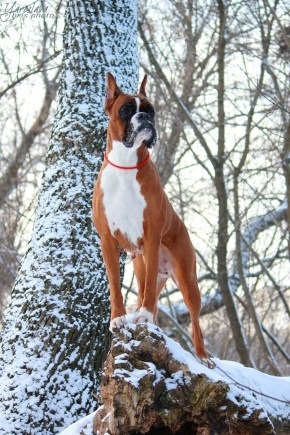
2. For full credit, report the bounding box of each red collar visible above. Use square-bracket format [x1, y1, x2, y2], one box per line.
[104, 151, 150, 170]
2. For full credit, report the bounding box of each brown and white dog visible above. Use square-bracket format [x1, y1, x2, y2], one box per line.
[93, 73, 213, 366]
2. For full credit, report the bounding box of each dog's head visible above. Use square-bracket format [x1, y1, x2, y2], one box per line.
[105, 72, 157, 149]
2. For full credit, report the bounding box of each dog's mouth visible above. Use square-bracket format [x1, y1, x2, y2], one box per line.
[123, 121, 157, 149]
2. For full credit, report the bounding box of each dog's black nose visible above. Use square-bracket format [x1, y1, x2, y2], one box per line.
[137, 112, 150, 121]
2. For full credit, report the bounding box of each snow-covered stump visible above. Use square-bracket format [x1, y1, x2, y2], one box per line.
[93, 324, 290, 434]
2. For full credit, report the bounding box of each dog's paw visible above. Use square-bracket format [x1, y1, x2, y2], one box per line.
[110, 315, 127, 332]
[134, 307, 154, 324]
[200, 357, 216, 369]
[126, 311, 139, 324]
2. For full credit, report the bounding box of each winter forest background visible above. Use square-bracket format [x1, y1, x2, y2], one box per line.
[0, 0, 289, 433]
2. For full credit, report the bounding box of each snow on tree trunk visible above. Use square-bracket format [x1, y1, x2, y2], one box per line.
[0, 1, 138, 433]
[93, 324, 290, 435]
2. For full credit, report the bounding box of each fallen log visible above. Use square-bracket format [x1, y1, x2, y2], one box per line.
[93, 323, 290, 434]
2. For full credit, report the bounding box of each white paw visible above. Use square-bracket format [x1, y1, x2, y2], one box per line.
[110, 315, 127, 332]
[126, 311, 139, 324]
[134, 307, 154, 324]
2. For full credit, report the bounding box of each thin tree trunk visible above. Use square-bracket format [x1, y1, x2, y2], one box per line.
[215, 0, 254, 367]
[0, 80, 58, 205]
[199, 202, 289, 366]
[282, 118, 290, 259]
[0, 1, 138, 434]
[233, 176, 281, 375]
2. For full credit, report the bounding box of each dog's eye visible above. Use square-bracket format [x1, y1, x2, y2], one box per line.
[119, 104, 135, 120]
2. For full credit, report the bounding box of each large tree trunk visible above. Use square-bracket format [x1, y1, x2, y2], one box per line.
[93, 324, 290, 435]
[0, 1, 138, 433]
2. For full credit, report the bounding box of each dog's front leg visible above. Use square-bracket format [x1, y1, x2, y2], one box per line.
[100, 235, 126, 331]
[135, 239, 160, 324]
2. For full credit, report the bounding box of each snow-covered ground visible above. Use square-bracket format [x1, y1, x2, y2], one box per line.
[59, 322, 290, 435]
[59, 411, 96, 435]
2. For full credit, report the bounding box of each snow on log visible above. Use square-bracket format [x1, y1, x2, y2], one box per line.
[93, 323, 290, 435]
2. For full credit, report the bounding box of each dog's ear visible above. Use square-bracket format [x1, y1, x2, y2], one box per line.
[105, 72, 122, 113]
[139, 75, 147, 97]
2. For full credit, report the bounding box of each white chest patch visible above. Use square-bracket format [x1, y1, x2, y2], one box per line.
[101, 141, 147, 247]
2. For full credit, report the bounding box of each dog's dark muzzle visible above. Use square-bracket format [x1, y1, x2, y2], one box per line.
[124, 116, 157, 149]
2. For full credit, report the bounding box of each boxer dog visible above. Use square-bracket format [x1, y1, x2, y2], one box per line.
[93, 73, 213, 367]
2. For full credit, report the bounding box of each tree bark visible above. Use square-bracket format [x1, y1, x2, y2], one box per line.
[0, 1, 138, 433]
[93, 324, 289, 435]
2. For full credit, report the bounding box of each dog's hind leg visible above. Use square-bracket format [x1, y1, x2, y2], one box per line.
[175, 271, 207, 357]
[167, 231, 215, 367]
[173, 267, 215, 368]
